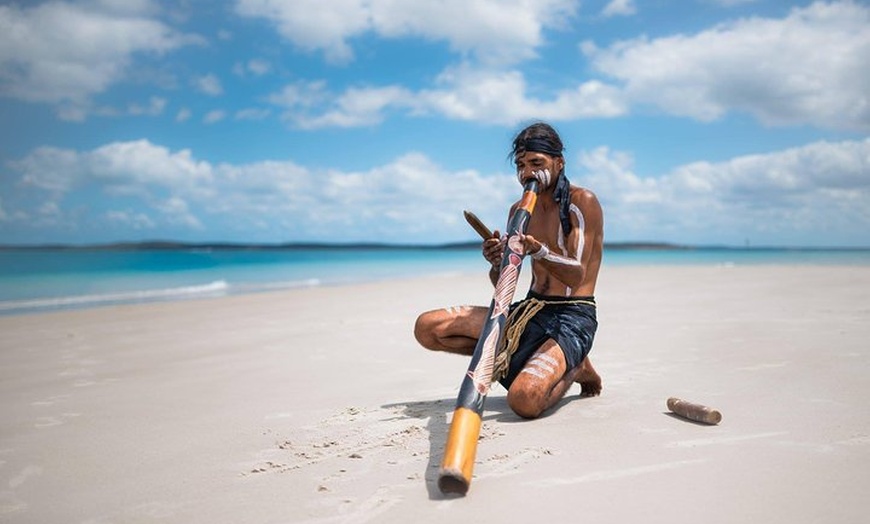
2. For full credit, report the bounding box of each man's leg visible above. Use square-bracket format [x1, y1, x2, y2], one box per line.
[506, 339, 599, 419]
[414, 305, 489, 355]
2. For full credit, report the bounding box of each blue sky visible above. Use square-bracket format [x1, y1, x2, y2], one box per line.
[0, 0, 868, 247]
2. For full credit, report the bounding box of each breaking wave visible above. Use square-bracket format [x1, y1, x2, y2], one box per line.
[0, 278, 329, 315]
[0, 280, 233, 313]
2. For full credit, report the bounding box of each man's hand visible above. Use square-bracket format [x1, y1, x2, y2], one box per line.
[518, 232, 544, 257]
[483, 230, 504, 267]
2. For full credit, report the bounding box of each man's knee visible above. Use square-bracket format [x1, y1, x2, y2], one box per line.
[506, 383, 546, 419]
[414, 311, 438, 349]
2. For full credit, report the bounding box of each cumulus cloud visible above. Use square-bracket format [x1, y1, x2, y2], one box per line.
[235, 0, 577, 65]
[12, 140, 212, 194]
[578, 138, 870, 245]
[4, 137, 869, 245]
[231, 59, 272, 78]
[291, 85, 414, 128]
[194, 74, 224, 96]
[235, 108, 272, 120]
[0, 1, 203, 110]
[3, 139, 516, 243]
[708, 0, 758, 6]
[203, 110, 227, 124]
[416, 66, 626, 124]
[105, 209, 156, 230]
[175, 108, 192, 122]
[602, 0, 637, 18]
[268, 66, 627, 128]
[127, 96, 167, 116]
[258, 2, 867, 131]
[582, 1, 870, 131]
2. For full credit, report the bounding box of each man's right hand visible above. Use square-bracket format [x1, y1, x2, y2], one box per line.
[483, 230, 505, 267]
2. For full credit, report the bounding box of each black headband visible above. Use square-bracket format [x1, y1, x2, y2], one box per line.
[518, 137, 563, 159]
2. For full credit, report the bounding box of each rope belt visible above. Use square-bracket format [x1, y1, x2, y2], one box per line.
[491, 296, 596, 382]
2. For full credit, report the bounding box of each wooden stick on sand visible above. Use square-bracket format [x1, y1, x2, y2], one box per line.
[667, 397, 722, 425]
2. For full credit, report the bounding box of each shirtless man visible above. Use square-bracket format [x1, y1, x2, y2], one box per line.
[414, 122, 604, 419]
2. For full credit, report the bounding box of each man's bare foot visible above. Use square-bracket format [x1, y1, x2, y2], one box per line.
[574, 358, 602, 397]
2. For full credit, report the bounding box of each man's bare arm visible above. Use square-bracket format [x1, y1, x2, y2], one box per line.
[522, 190, 603, 290]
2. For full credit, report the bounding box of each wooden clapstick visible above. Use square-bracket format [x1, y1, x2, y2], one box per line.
[667, 397, 722, 425]
[463, 210, 493, 240]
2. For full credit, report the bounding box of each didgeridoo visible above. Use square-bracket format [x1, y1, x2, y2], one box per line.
[439, 179, 540, 495]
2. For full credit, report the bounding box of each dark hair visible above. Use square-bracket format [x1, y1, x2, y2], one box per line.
[509, 122, 564, 160]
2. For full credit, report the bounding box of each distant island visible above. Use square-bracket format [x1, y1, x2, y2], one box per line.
[0, 241, 865, 252]
[0, 240, 676, 251]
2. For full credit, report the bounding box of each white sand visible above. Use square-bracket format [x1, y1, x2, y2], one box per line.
[1, 265, 868, 523]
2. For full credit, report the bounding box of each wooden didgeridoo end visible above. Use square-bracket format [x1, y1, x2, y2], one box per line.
[667, 397, 722, 425]
[438, 407, 481, 495]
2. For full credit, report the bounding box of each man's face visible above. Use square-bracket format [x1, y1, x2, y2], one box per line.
[514, 151, 563, 189]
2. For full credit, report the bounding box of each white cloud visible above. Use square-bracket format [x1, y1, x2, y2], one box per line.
[293, 85, 413, 128]
[230, 58, 271, 78]
[5, 137, 869, 245]
[12, 140, 212, 195]
[105, 209, 156, 230]
[0, 1, 203, 108]
[3, 139, 516, 243]
[235, 0, 577, 65]
[235, 108, 271, 120]
[153, 196, 202, 229]
[210, 152, 518, 240]
[175, 107, 192, 122]
[578, 138, 870, 245]
[194, 74, 223, 96]
[602, 0, 637, 18]
[247, 58, 271, 76]
[12, 146, 83, 193]
[708, 0, 758, 6]
[235, 0, 369, 63]
[583, 1, 870, 131]
[85, 0, 160, 16]
[267, 81, 330, 109]
[265, 0, 860, 131]
[203, 110, 226, 124]
[53, 95, 168, 120]
[268, 66, 627, 128]
[128, 96, 167, 116]
[416, 66, 626, 124]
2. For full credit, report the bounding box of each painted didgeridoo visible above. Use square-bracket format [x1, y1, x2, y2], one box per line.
[438, 179, 540, 495]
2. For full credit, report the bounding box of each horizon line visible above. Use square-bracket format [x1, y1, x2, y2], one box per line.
[1, 240, 869, 252]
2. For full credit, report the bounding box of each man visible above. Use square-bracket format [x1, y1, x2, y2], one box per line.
[414, 122, 604, 419]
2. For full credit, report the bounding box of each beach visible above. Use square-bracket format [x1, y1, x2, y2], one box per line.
[1, 264, 868, 523]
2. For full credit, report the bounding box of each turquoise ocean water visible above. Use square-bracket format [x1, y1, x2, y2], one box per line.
[1, 246, 869, 316]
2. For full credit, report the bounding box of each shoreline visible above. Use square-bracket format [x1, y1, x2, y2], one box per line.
[1, 265, 869, 523]
[6, 240, 870, 250]
[4, 257, 870, 318]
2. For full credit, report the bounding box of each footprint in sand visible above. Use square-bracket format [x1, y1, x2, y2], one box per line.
[245, 405, 433, 477]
